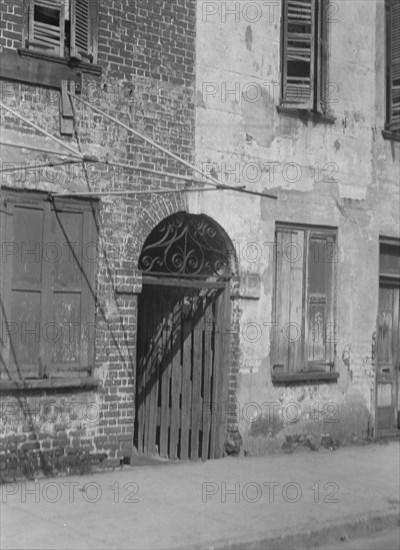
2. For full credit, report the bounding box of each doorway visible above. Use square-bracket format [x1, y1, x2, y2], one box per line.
[376, 239, 400, 435]
[135, 212, 234, 460]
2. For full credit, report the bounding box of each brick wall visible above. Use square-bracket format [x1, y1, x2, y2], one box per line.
[0, 0, 197, 480]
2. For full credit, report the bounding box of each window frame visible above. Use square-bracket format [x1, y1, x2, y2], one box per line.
[22, 0, 99, 64]
[0, 0, 102, 91]
[271, 223, 339, 384]
[279, 0, 332, 122]
[0, 189, 98, 384]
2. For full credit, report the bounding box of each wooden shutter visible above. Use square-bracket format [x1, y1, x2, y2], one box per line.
[274, 228, 305, 373]
[306, 232, 335, 369]
[50, 201, 97, 377]
[28, 0, 65, 56]
[387, 0, 400, 131]
[282, 0, 316, 109]
[70, 0, 97, 61]
[0, 199, 52, 378]
[317, 0, 328, 113]
[0, 195, 97, 381]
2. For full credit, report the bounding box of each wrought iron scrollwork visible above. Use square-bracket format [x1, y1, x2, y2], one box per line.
[139, 213, 231, 278]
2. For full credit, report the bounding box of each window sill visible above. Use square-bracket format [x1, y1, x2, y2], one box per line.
[0, 377, 99, 392]
[18, 48, 102, 76]
[382, 130, 400, 143]
[271, 371, 340, 385]
[277, 105, 336, 125]
[0, 48, 101, 92]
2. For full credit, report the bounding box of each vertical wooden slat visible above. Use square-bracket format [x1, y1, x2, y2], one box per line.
[166, 295, 174, 456]
[27, 0, 35, 48]
[216, 285, 231, 459]
[275, 230, 292, 369]
[0, 197, 7, 374]
[180, 294, 192, 460]
[159, 294, 170, 458]
[392, 288, 399, 424]
[147, 295, 161, 455]
[190, 295, 202, 460]
[317, 0, 328, 113]
[169, 295, 182, 459]
[326, 235, 336, 365]
[143, 294, 152, 454]
[1, 202, 14, 372]
[289, 231, 304, 372]
[59, 1, 65, 58]
[88, 0, 98, 62]
[144, 294, 154, 454]
[210, 293, 223, 458]
[201, 296, 213, 461]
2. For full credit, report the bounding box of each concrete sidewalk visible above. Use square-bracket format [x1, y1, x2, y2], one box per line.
[1, 441, 399, 550]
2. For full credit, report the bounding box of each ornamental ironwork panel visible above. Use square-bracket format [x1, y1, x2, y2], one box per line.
[139, 212, 231, 278]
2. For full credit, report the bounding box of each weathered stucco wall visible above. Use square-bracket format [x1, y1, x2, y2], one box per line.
[192, 0, 400, 453]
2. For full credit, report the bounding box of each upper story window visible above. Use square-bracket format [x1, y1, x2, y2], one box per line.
[385, 0, 400, 135]
[280, 0, 328, 115]
[23, 0, 98, 63]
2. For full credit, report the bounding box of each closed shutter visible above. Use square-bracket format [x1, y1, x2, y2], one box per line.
[29, 0, 65, 55]
[282, 0, 315, 109]
[70, 0, 97, 61]
[307, 233, 335, 369]
[388, 0, 400, 131]
[50, 202, 97, 377]
[274, 228, 305, 373]
[0, 194, 97, 381]
[0, 200, 51, 378]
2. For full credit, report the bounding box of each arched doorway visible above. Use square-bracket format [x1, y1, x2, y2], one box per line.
[135, 212, 234, 461]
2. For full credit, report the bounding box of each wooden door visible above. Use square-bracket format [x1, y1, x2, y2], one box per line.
[376, 283, 400, 432]
[135, 282, 230, 461]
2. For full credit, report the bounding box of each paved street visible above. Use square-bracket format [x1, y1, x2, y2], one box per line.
[1, 441, 399, 550]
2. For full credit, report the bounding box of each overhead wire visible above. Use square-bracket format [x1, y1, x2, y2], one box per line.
[67, 93, 278, 200]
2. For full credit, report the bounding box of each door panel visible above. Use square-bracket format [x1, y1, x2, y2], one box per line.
[377, 284, 400, 432]
[136, 284, 229, 461]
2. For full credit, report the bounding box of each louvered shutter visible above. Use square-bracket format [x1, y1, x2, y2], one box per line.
[282, 0, 315, 109]
[29, 0, 65, 55]
[70, 0, 97, 62]
[317, 0, 328, 113]
[388, 0, 400, 131]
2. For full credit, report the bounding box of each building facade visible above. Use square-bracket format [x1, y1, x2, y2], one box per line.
[193, 0, 400, 453]
[0, 0, 399, 480]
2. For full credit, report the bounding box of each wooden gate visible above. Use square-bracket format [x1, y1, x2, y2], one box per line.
[135, 212, 234, 461]
[135, 280, 230, 460]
